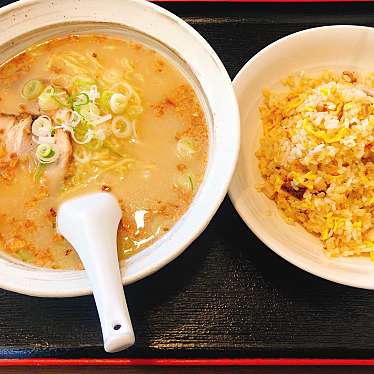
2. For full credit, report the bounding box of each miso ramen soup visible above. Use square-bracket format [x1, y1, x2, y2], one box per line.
[0, 35, 208, 269]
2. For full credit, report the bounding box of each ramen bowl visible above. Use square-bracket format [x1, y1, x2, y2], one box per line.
[0, 0, 239, 297]
[230, 25, 374, 290]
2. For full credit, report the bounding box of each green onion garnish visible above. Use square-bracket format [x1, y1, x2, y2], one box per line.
[38, 85, 60, 111]
[36, 143, 58, 164]
[188, 176, 194, 192]
[53, 90, 72, 108]
[73, 93, 90, 108]
[110, 93, 129, 114]
[22, 79, 44, 100]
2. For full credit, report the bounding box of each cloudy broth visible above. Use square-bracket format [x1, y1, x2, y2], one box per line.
[0, 35, 208, 269]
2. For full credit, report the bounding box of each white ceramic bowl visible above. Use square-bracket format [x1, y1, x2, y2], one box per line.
[230, 25, 374, 290]
[0, 0, 239, 297]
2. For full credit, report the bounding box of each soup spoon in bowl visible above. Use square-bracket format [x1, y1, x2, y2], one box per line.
[57, 192, 135, 353]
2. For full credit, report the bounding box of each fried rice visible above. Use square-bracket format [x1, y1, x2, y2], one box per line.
[256, 70, 374, 258]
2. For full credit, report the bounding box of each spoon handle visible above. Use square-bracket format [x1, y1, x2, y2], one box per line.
[57, 193, 135, 353]
[82, 238, 135, 353]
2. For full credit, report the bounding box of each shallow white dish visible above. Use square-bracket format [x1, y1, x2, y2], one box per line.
[229, 25, 374, 290]
[0, 0, 239, 297]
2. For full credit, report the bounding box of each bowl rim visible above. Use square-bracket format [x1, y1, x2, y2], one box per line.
[0, 0, 240, 297]
[229, 24, 374, 290]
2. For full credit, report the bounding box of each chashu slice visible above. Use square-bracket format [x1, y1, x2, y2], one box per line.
[0, 113, 72, 192]
[3, 113, 34, 158]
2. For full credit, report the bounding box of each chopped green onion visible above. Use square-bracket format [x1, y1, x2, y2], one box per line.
[54, 109, 80, 128]
[188, 176, 194, 192]
[70, 128, 93, 145]
[32, 116, 52, 137]
[114, 81, 134, 99]
[110, 93, 129, 114]
[77, 103, 92, 118]
[43, 85, 55, 95]
[99, 90, 114, 111]
[111, 116, 133, 138]
[70, 111, 81, 127]
[78, 103, 111, 126]
[37, 144, 53, 158]
[176, 174, 195, 192]
[73, 93, 90, 108]
[22, 79, 44, 100]
[54, 109, 69, 125]
[176, 138, 196, 158]
[53, 89, 72, 108]
[79, 102, 100, 117]
[72, 121, 89, 139]
[36, 143, 59, 164]
[38, 85, 60, 111]
[84, 85, 99, 102]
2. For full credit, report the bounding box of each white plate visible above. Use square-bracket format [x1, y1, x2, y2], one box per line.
[0, 0, 239, 297]
[230, 25, 374, 290]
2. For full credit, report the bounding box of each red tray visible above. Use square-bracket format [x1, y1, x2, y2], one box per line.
[0, 358, 374, 366]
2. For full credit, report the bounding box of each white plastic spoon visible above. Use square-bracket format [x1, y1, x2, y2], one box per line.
[57, 192, 135, 353]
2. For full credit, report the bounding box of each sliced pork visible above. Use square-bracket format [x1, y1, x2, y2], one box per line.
[3, 114, 33, 158]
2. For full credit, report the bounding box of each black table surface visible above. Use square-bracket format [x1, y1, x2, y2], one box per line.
[1, 0, 374, 360]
